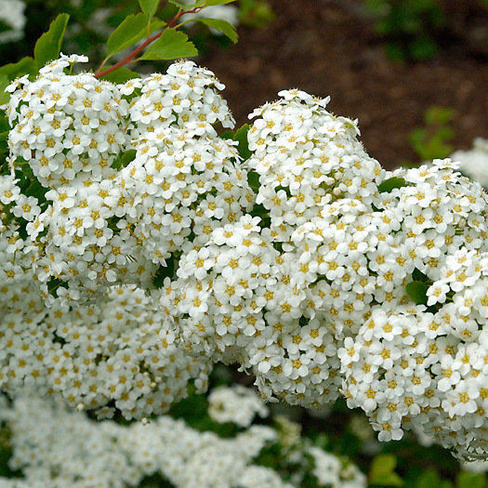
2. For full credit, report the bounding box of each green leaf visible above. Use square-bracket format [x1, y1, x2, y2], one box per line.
[222, 124, 251, 160]
[457, 472, 486, 488]
[138, 0, 160, 18]
[425, 106, 454, 125]
[193, 18, 237, 42]
[100, 67, 141, 84]
[107, 14, 165, 57]
[234, 124, 251, 160]
[167, 0, 235, 9]
[406, 281, 429, 305]
[206, 0, 236, 5]
[412, 268, 430, 283]
[370, 454, 397, 477]
[416, 469, 444, 488]
[167, 0, 192, 8]
[34, 14, 70, 69]
[0, 75, 10, 105]
[378, 176, 408, 193]
[247, 170, 260, 193]
[141, 28, 197, 60]
[369, 455, 403, 486]
[111, 149, 137, 170]
[0, 56, 37, 81]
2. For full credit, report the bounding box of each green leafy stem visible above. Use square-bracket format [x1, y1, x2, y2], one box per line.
[94, 0, 237, 79]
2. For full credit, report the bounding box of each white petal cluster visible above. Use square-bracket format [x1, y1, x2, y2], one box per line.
[0, 277, 210, 419]
[0, 389, 364, 488]
[5, 56, 488, 460]
[208, 384, 268, 427]
[247, 89, 384, 240]
[126, 61, 235, 137]
[309, 447, 367, 488]
[119, 127, 253, 265]
[169, 89, 488, 459]
[339, 161, 488, 458]
[451, 138, 488, 188]
[4, 56, 251, 298]
[7, 55, 130, 187]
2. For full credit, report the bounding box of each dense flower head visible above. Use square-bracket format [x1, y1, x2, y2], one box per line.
[0, 274, 211, 419]
[126, 60, 235, 138]
[2, 57, 246, 299]
[4, 55, 488, 460]
[119, 126, 254, 264]
[169, 215, 342, 407]
[247, 89, 385, 240]
[6, 54, 130, 188]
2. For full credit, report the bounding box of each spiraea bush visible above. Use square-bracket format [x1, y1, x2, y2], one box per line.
[3, 1, 488, 485]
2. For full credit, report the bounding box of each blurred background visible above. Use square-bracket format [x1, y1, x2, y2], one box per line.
[202, 0, 488, 170]
[4, 0, 488, 169]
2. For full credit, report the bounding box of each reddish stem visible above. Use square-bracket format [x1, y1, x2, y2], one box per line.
[94, 6, 203, 79]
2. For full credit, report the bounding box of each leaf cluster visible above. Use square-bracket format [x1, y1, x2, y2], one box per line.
[410, 106, 455, 163]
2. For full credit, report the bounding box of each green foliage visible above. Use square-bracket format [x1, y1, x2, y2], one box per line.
[239, 0, 275, 27]
[415, 469, 453, 488]
[410, 106, 455, 162]
[140, 27, 198, 60]
[106, 14, 165, 57]
[378, 176, 409, 193]
[33, 13, 70, 69]
[365, 0, 446, 61]
[369, 454, 404, 486]
[152, 252, 182, 288]
[222, 123, 252, 160]
[111, 149, 137, 170]
[0, 76, 9, 105]
[456, 472, 487, 488]
[138, 0, 160, 19]
[405, 281, 429, 305]
[0, 56, 37, 81]
[191, 18, 238, 43]
[99, 67, 141, 83]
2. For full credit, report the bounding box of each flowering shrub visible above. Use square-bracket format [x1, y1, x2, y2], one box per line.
[0, 387, 366, 487]
[3, 2, 488, 480]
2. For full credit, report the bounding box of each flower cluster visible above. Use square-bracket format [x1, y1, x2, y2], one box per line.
[0, 272, 211, 418]
[4, 55, 252, 299]
[0, 388, 365, 488]
[4, 55, 488, 460]
[247, 89, 384, 239]
[339, 161, 488, 458]
[168, 88, 488, 459]
[451, 138, 488, 188]
[208, 385, 268, 427]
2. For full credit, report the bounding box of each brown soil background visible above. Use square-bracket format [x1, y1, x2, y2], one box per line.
[203, 0, 488, 169]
